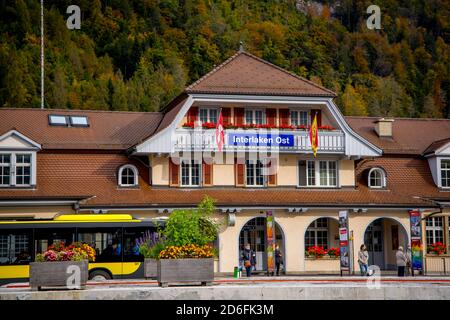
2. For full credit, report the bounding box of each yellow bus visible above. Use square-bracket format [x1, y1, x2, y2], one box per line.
[0, 214, 160, 285]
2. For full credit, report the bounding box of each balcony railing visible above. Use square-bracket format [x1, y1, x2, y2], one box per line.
[173, 128, 345, 153]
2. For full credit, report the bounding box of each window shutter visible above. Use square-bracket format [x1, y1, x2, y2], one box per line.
[235, 161, 245, 186]
[222, 107, 231, 125]
[266, 108, 277, 126]
[187, 107, 198, 123]
[279, 109, 290, 125]
[311, 109, 322, 127]
[234, 108, 244, 125]
[203, 161, 213, 186]
[267, 159, 277, 186]
[169, 159, 179, 186]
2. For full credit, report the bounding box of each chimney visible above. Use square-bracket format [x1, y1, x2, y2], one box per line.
[374, 118, 394, 138]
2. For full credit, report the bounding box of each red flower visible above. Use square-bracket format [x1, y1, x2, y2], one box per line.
[428, 242, 446, 255]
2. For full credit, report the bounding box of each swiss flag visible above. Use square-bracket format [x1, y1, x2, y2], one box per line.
[216, 110, 224, 152]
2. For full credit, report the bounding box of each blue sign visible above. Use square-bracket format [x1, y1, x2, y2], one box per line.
[227, 133, 294, 147]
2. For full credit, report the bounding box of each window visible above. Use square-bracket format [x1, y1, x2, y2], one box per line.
[290, 110, 309, 126]
[426, 217, 444, 248]
[0, 154, 11, 186]
[368, 168, 386, 188]
[246, 160, 264, 186]
[181, 160, 201, 186]
[69, 116, 89, 127]
[305, 218, 329, 250]
[302, 160, 337, 187]
[77, 228, 122, 262]
[15, 154, 31, 186]
[0, 230, 32, 265]
[307, 161, 315, 186]
[199, 108, 218, 124]
[245, 109, 265, 125]
[441, 159, 450, 188]
[0, 153, 34, 187]
[49, 115, 89, 127]
[48, 115, 68, 126]
[118, 165, 138, 187]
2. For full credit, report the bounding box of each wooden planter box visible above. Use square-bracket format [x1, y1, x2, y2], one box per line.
[157, 258, 214, 287]
[30, 260, 88, 291]
[144, 258, 158, 279]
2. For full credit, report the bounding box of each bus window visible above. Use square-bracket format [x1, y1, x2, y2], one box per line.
[123, 228, 149, 262]
[0, 229, 32, 265]
[77, 228, 122, 262]
[34, 228, 75, 257]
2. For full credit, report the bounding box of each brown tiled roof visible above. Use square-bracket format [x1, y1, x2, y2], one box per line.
[0, 108, 163, 150]
[185, 51, 337, 97]
[1, 153, 447, 207]
[345, 117, 450, 155]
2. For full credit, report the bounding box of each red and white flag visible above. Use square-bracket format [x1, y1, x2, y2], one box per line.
[215, 110, 224, 152]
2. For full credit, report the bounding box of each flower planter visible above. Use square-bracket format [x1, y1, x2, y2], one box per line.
[144, 258, 158, 279]
[30, 260, 88, 291]
[157, 258, 214, 287]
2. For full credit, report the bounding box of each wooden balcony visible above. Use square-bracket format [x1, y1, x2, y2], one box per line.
[174, 128, 345, 153]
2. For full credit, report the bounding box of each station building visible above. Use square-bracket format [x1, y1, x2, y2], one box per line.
[0, 50, 449, 274]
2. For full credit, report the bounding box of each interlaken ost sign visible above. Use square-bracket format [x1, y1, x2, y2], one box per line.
[227, 133, 295, 147]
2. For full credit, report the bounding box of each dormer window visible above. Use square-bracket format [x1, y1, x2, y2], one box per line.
[118, 165, 138, 187]
[441, 159, 450, 188]
[368, 168, 386, 189]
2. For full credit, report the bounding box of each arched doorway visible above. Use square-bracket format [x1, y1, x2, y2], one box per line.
[363, 218, 409, 270]
[238, 217, 285, 272]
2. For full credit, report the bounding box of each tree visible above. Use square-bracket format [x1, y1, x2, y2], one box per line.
[340, 83, 368, 116]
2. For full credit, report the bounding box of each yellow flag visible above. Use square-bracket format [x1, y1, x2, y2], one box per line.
[309, 113, 318, 157]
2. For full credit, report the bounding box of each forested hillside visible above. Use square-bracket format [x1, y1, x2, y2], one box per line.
[0, 0, 449, 118]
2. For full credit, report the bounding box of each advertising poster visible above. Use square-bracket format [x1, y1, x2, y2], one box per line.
[409, 210, 423, 271]
[266, 211, 275, 275]
[338, 211, 350, 272]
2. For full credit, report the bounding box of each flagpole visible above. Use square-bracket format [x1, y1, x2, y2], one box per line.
[40, 0, 44, 109]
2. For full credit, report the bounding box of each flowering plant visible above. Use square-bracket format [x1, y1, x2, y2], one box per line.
[327, 247, 340, 257]
[159, 244, 214, 259]
[428, 242, 446, 255]
[202, 122, 217, 129]
[182, 122, 336, 131]
[35, 241, 96, 262]
[306, 246, 327, 258]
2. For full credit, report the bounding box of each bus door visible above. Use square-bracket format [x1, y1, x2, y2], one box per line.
[0, 228, 33, 281]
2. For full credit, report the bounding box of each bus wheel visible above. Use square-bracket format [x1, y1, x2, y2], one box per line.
[89, 270, 111, 281]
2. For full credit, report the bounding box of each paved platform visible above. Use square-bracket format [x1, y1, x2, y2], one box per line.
[1, 276, 450, 300]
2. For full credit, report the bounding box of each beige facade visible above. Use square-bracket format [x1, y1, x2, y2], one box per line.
[150, 155, 169, 185]
[150, 154, 357, 188]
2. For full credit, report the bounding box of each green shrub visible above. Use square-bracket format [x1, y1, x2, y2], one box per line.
[162, 195, 219, 247]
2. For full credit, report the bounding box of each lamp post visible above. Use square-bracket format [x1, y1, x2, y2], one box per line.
[40, 0, 44, 109]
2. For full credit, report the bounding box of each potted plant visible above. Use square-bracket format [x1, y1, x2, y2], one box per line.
[138, 231, 165, 279]
[156, 195, 219, 287]
[30, 241, 95, 291]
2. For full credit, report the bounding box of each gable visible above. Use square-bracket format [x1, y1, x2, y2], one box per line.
[186, 51, 336, 97]
[0, 130, 41, 150]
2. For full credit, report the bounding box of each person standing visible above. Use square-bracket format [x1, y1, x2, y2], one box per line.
[358, 244, 369, 276]
[405, 244, 412, 276]
[241, 243, 256, 277]
[274, 244, 283, 276]
[396, 246, 407, 277]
